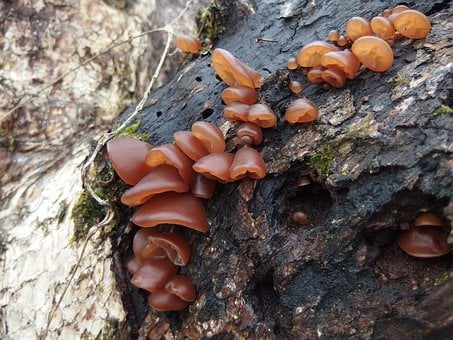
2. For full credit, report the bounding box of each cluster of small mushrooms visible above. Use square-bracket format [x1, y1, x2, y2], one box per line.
[105, 5, 448, 312]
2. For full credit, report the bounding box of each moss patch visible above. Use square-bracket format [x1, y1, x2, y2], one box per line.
[434, 272, 449, 286]
[307, 143, 336, 177]
[196, 0, 227, 43]
[115, 120, 151, 141]
[94, 319, 118, 340]
[433, 105, 453, 116]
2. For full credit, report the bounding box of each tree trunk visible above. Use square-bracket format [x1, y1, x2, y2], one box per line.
[111, 0, 452, 338]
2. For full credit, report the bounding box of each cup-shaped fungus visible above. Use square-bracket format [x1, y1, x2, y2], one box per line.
[296, 41, 340, 67]
[392, 5, 409, 14]
[191, 173, 217, 199]
[285, 98, 319, 124]
[321, 67, 347, 88]
[165, 275, 197, 302]
[307, 67, 325, 83]
[336, 35, 349, 47]
[131, 258, 178, 293]
[230, 146, 266, 181]
[286, 58, 299, 70]
[236, 122, 263, 146]
[393, 9, 431, 39]
[131, 192, 209, 232]
[144, 233, 191, 266]
[351, 36, 394, 72]
[345, 17, 372, 41]
[106, 137, 153, 185]
[292, 212, 308, 225]
[320, 50, 361, 79]
[327, 30, 340, 42]
[175, 34, 201, 54]
[212, 48, 264, 88]
[133, 229, 163, 263]
[191, 121, 226, 153]
[149, 275, 195, 312]
[247, 103, 277, 128]
[173, 131, 209, 161]
[221, 86, 258, 105]
[121, 165, 189, 206]
[224, 103, 250, 122]
[145, 144, 195, 185]
[289, 80, 303, 94]
[192, 152, 235, 182]
[397, 212, 451, 258]
[370, 16, 395, 40]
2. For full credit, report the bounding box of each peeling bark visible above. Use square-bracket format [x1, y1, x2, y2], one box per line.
[111, 0, 452, 338]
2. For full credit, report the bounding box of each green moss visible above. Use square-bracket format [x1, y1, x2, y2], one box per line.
[393, 76, 408, 86]
[115, 120, 151, 141]
[94, 319, 118, 340]
[307, 143, 336, 177]
[196, 0, 227, 43]
[71, 190, 107, 242]
[434, 272, 449, 286]
[433, 105, 453, 116]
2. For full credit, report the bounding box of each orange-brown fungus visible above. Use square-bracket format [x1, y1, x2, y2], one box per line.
[296, 41, 340, 68]
[286, 57, 299, 70]
[175, 34, 201, 54]
[336, 35, 349, 47]
[392, 5, 409, 14]
[414, 212, 443, 227]
[148, 289, 191, 311]
[370, 16, 395, 40]
[165, 275, 196, 302]
[131, 258, 178, 293]
[106, 137, 152, 185]
[345, 17, 372, 41]
[382, 9, 392, 18]
[320, 50, 361, 79]
[398, 227, 451, 258]
[131, 192, 209, 232]
[212, 48, 264, 88]
[230, 147, 266, 181]
[145, 144, 195, 185]
[133, 229, 162, 263]
[322, 67, 346, 88]
[121, 165, 188, 206]
[221, 86, 258, 105]
[292, 212, 308, 225]
[191, 173, 217, 199]
[307, 67, 325, 83]
[193, 152, 235, 182]
[173, 131, 209, 161]
[247, 103, 277, 128]
[224, 103, 250, 122]
[285, 98, 318, 124]
[351, 36, 394, 72]
[145, 233, 191, 266]
[191, 121, 225, 153]
[327, 30, 340, 42]
[237, 122, 263, 146]
[393, 9, 431, 39]
[289, 80, 303, 94]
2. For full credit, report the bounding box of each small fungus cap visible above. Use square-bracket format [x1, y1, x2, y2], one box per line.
[165, 275, 196, 302]
[236, 122, 263, 146]
[397, 226, 451, 258]
[224, 103, 250, 122]
[191, 173, 217, 199]
[370, 16, 395, 40]
[175, 34, 201, 54]
[221, 86, 258, 105]
[296, 41, 340, 68]
[345, 17, 372, 41]
[131, 258, 178, 293]
[351, 36, 394, 72]
[191, 121, 225, 153]
[173, 131, 209, 161]
[148, 290, 190, 311]
[393, 9, 431, 39]
[321, 67, 346, 88]
[230, 146, 266, 181]
[192, 152, 235, 182]
[285, 98, 318, 124]
[247, 103, 277, 128]
[320, 50, 361, 79]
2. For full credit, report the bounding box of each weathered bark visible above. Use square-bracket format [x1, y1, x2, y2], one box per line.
[111, 0, 452, 338]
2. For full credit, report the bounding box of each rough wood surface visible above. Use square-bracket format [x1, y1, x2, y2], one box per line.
[111, 0, 452, 338]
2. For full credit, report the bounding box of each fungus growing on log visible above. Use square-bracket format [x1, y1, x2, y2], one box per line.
[224, 103, 250, 122]
[345, 17, 372, 41]
[327, 30, 340, 42]
[212, 48, 264, 88]
[320, 50, 361, 80]
[397, 213, 451, 258]
[321, 67, 347, 88]
[145, 144, 195, 186]
[292, 212, 308, 225]
[191, 173, 217, 199]
[230, 146, 266, 181]
[393, 9, 431, 39]
[221, 86, 258, 105]
[236, 122, 263, 146]
[175, 34, 201, 54]
[191, 121, 226, 153]
[288, 80, 303, 94]
[142, 232, 191, 266]
[193, 152, 235, 182]
[173, 131, 209, 161]
[285, 98, 319, 124]
[247, 103, 277, 128]
[307, 67, 325, 83]
[130, 258, 178, 293]
[296, 41, 340, 68]
[351, 36, 394, 72]
[131, 192, 209, 232]
[106, 137, 153, 185]
[286, 57, 298, 70]
[370, 16, 395, 40]
[121, 165, 188, 206]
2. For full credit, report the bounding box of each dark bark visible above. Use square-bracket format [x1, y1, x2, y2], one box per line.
[110, 0, 452, 338]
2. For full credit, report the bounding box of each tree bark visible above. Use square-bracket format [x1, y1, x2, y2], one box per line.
[111, 0, 452, 338]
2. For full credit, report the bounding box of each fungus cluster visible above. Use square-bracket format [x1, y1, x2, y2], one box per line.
[397, 212, 451, 258]
[287, 5, 431, 89]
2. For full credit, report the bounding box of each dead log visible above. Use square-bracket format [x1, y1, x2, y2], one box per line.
[109, 0, 452, 338]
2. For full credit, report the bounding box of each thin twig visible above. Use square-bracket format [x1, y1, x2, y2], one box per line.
[41, 0, 194, 337]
